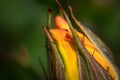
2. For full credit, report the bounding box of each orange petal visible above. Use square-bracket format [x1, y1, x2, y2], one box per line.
[49, 29, 67, 41]
[54, 15, 70, 30]
[54, 15, 96, 49]
[65, 30, 96, 49]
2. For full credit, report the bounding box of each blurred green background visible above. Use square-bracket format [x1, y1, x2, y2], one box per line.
[0, 0, 120, 80]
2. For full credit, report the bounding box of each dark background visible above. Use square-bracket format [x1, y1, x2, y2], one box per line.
[0, 0, 120, 80]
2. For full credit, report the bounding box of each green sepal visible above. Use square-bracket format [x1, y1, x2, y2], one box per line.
[68, 5, 120, 80]
[43, 27, 67, 80]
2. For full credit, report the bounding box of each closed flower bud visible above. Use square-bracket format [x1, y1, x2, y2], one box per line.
[43, 1, 120, 80]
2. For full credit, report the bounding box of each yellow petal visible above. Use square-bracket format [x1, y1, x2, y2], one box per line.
[49, 29, 80, 80]
[85, 45, 117, 79]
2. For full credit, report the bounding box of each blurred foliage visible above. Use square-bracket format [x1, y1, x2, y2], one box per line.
[0, 0, 120, 80]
